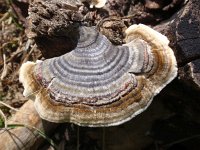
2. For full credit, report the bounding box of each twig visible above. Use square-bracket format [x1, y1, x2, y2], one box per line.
[11, 43, 37, 80]
[22, 44, 37, 63]
[0, 101, 19, 112]
[0, 12, 10, 23]
[0, 38, 21, 66]
[121, 14, 137, 19]
[0, 53, 8, 80]
[0, 101, 31, 116]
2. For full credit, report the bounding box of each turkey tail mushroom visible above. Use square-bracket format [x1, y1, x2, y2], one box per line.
[125, 24, 177, 94]
[19, 24, 177, 127]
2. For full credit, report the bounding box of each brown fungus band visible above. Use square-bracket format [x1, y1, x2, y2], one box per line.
[19, 24, 177, 127]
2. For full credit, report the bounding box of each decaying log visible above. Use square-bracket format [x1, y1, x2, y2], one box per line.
[0, 100, 58, 150]
[154, 0, 200, 90]
[26, 0, 130, 58]
[179, 59, 200, 89]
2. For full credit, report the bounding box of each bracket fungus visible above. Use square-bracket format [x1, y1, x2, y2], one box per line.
[19, 24, 177, 127]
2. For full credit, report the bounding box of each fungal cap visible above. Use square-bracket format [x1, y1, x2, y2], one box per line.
[19, 24, 177, 127]
[125, 24, 169, 45]
[19, 61, 38, 99]
[81, 0, 107, 8]
[125, 24, 177, 94]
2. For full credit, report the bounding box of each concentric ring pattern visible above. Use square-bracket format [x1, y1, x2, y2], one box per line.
[20, 24, 177, 126]
[34, 26, 146, 106]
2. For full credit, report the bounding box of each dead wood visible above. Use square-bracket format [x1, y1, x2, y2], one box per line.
[154, 0, 200, 90]
[1, 0, 199, 149]
[0, 100, 58, 150]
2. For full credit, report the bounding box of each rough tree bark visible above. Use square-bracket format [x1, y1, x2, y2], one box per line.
[154, 0, 200, 90]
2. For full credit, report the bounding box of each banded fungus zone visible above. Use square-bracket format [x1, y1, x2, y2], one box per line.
[19, 24, 177, 127]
